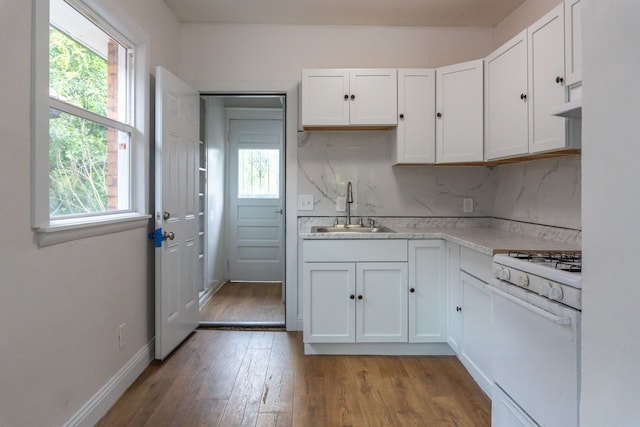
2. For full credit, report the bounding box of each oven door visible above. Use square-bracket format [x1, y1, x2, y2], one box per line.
[490, 281, 580, 427]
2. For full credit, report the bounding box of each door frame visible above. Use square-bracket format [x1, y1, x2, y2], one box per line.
[199, 81, 299, 331]
[225, 107, 285, 282]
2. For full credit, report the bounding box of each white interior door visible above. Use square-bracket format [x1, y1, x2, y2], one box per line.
[227, 111, 284, 282]
[154, 66, 200, 360]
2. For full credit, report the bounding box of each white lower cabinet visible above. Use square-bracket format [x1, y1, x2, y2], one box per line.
[303, 239, 409, 345]
[304, 261, 408, 343]
[409, 240, 446, 343]
[459, 270, 493, 396]
[304, 262, 356, 343]
[446, 242, 462, 352]
[447, 243, 494, 396]
[303, 239, 451, 351]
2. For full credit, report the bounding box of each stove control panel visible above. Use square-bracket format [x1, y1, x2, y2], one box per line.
[492, 262, 581, 310]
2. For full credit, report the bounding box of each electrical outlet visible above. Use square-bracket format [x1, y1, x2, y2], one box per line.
[298, 194, 314, 211]
[463, 198, 474, 213]
[119, 323, 126, 349]
[336, 196, 346, 212]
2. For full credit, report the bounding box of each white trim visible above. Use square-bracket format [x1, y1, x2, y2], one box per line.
[63, 339, 154, 427]
[195, 80, 299, 331]
[49, 98, 135, 133]
[31, 0, 150, 242]
[303, 342, 456, 356]
[36, 213, 150, 247]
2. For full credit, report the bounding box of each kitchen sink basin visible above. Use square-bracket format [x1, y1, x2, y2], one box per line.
[311, 225, 396, 233]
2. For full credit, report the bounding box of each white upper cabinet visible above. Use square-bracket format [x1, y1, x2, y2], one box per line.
[301, 68, 397, 127]
[301, 69, 350, 126]
[485, 30, 529, 160]
[435, 60, 484, 164]
[564, 0, 583, 87]
[485, 3, 570, 160]
[393, 69, 436, 164]
[528, 4, 567, 154]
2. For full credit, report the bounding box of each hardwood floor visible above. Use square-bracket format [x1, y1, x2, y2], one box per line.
[98, 331, 491, 427]
[200, 282, 285, 323]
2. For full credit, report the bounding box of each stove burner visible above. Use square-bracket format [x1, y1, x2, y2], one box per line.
[508, 252, 582, 273]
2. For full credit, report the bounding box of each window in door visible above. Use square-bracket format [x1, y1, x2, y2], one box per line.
[237, 149, 280, 199]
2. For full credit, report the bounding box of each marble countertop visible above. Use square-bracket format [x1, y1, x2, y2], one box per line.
[299, 226, 581, 256]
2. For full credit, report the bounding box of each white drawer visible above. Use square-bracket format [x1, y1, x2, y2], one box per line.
[303, 239, 408, 262]
[460, 247, 492, 283]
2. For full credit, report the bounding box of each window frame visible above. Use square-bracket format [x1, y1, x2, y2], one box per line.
[32, 0, 150, 246]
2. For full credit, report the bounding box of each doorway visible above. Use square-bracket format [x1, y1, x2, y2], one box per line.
[198, 95, 286, 328]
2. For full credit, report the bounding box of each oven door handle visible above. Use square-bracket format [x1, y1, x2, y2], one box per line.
[491, 285, 572, 326]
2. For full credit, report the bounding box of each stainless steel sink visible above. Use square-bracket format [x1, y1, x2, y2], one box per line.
[311, 225, 396, 233]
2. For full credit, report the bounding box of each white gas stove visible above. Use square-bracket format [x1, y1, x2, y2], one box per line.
[490, 251, 582, 427]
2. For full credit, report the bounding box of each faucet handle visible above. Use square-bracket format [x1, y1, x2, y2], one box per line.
[367, 218, 375, 227]
[334, 216, 340, 226]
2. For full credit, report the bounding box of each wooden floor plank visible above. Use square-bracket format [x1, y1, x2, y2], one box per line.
[97, 331, 490, 427]
[200, 282, 285, 322]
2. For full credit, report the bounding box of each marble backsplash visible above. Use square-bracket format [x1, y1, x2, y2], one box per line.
[297, 131, 494, 217]
[297, 131, 582, 230]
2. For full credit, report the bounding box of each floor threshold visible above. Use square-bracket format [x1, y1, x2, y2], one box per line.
[198, 321, 286, 331]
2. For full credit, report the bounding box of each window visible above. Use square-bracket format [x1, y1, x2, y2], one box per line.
[32, 0, 149, 245]
[237, 149, 280, 198]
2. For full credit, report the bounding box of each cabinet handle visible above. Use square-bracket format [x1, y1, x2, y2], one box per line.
[520, 93, 527, 100]
[399, 113, 405, 119]
[456, 306, 462, 312]
[409, 288, 415, 293]
[556, 76, 564, 84]
[436, 112, 442, 119]
[357, 295, 363, 300]
[350, 294, 355, 300]
[344, 94, 349, 100]
[350, 94, 355, 100]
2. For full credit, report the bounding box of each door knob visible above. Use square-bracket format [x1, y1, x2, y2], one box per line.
[162, 211, 171, 220]
[163, 231, 175, 241]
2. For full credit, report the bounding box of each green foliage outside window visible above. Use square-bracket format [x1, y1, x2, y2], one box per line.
[49, 26, 110, 217]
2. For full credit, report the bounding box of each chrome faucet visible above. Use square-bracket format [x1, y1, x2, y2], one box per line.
[346, 181, 353, 225]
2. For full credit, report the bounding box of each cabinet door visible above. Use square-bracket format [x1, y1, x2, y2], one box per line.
[394, 69, 436, 164]
[356, 262, 408, 343]
[446, 243, 462, 352]
[435, 60, 484, 163]
[564, 0, 583, 87]
[408, 240, 445, 343]
[303, 262, 355, 343]
[528, 4, 567, 154]
[485, 30, 529, 160]
[460, 271, 493, 396]
[301, 69, 350, 126]
[349, 69, 398, 126]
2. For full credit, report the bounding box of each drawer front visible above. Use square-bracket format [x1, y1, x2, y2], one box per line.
[460, 247, 492, 283]
[303, 239, 408, 262]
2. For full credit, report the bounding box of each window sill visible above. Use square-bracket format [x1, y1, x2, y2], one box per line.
[35, 213, 152, 247]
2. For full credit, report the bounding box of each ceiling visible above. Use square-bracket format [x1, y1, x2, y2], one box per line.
[164, 0, 527, 27]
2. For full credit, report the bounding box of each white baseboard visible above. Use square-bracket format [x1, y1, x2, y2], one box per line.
[199, 280, 224, 309]
[63, 339, 154, 427]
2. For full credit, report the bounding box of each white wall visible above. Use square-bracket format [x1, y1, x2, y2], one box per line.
[204, 98, 228, 291]
[178, 23, 494, 84]
[492, 0, 559, 48]
[0, 1, 180, 426]
[581, 1, 640, 424]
